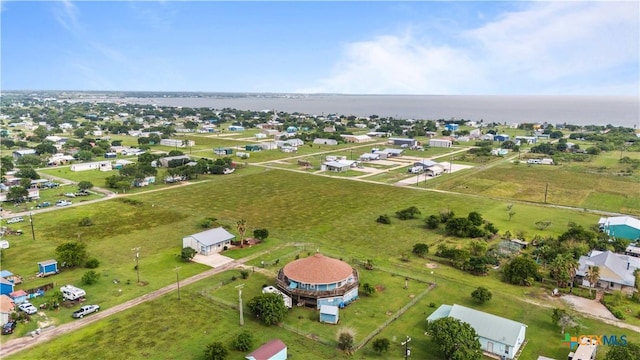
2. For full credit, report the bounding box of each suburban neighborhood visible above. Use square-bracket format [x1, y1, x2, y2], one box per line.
[0, 91, 639, 360]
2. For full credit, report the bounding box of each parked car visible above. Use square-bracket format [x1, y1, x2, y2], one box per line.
[1, 321, 16, 335]
[75, 190, 90, 196]
[6, 217, 24, 224]
[64, 193, 76, 198]
[18, 302, 38, 315]
[56, 200, 72, 207]
[36, 201, 51, 208]
[72, 304, 100, 318]
[41, 182, 59, 188]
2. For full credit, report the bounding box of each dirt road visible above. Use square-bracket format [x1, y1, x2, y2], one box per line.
[0, 260, 239, 357]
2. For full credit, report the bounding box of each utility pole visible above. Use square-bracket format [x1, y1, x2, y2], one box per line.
[29, 212, 35, 241]
[174, 266, 181, 300]
[132, 247, 141, 284]
[402, 336, 412, 359]
[235, 284, 245, 326]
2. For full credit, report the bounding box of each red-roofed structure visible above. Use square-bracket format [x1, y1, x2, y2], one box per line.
[276, 253, 359, 309]
[245, 339, 287, 360]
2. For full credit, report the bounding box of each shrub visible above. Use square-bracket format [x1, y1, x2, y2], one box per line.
[337, 327, 356, 352]
[232, 331, 253, 352]
[471, 287, 492, 304]
[240, 269, 250, 279]
[85, 258, 100, 269]
[79, 217, 94, 227]
[376, 215, 391, 224]
[81, 270, 100, 285]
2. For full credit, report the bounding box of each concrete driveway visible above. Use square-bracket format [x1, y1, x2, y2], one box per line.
[192, 253, 234, 268]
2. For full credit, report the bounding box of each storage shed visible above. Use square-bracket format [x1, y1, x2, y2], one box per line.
[9, 289, 28, 305]
[246, 339, 287, 360]
[319, 305, 339, 324]
[37, 259, 59, 277]
[0, 278, 14, 296]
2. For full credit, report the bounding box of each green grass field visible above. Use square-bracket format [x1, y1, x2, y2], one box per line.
[2, 161, 639, 359]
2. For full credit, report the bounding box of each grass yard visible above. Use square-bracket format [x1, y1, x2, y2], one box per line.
[428, 160, 640, 216]
[2, 166, 639, 359]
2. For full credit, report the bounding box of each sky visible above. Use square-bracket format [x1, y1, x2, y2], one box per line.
[1, 1, 638, 96]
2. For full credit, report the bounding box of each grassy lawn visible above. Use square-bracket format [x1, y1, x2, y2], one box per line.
[2, 167, 639, 359]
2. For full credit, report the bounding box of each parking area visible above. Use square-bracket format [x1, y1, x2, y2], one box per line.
[191, 253, 235, 268]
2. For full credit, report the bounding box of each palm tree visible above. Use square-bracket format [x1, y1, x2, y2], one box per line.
[586, 265, 600, 296]
[236, 219, 247, 249]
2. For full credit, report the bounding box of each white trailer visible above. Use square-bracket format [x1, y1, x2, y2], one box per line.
[262, 286, 292, 309]
[60, 285, 86, 301]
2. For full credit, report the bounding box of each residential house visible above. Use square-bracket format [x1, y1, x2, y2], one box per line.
[427, 304, 527, 360]
[322, 160, 353, 172]
[341, 134, 373, 143]
[12, 149, 36, 160]
[366, 131, 390, 137]
[9, 289, 28, 305]
[245, 339, 287, 360]
[158, 155, 191, 167]
[313, 138, 338, 146]
[228, 125, 245, 131]
[388, 138, 417, 147]
[599, 216, 640, 241]
[576, 250, 640, 294]
[182, 227, 236, 255]
[429, 138, 452, 148]
[444, 123, 459, 132]
[625, 243, 640, 258]
[70, 161, 112, 172]
[0, 278, 14, 296]
[374, 148, 404, 158]
[159, 139, 195, 148]
[0, 295, 15, 325]
[359, 153, 380, 161]
[493, 134, 511, 142]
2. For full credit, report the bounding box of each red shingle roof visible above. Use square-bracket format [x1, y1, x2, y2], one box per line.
[282, 253, 353, 284]
[246, 339, 286, 360]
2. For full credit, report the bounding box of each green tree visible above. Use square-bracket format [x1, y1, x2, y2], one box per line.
[361, 283, 376, 296]
[503, 256, 540, 286]
[586, 265, 600, 296]
[232, 330, 253, 351]
[471, 287, 492, 304]
[81, 270, 100, 285]
[33, 125, 49, 141]
[376, 214, 391, 224]
[204, 341, 228, 360]
[551, 308, 576, 334]
[236, 219, 247, 248]
[7, 185, 28, 203]
[396, 206, 421, 220]
[467, 211, 484, 226]
[605, 342, 640, 360]
[253, 228, 269, 240]
[412, 243, 429, 257]
[55, 242, 88, 268]
[181, 247, 197, 262]
[428, 317, 482, 360]
[247, 293, 287, 326]
[372, 337, 390, 354]
[549, 253, 578, 288]
[78, 181, 94, 191]
[73, 128, 86, 138]
[16, 166, 40, 180]
[425, 215, 440, 229]
[76, 150, 94, 161]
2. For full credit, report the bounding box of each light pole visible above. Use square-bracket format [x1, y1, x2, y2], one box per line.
[402, 335, 412, 359]
[132, 247, 141, 284]
[235, 284, 245, 326]
[174, 266, 181, 300]
[29, 212, 35, 241]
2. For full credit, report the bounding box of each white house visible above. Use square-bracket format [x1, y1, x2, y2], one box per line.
[160, 139, 195, 148]
[427, 304, 527, 360]
[313, 138, 338, 146]
[429, 138, 453, 148]
[70, 161, 112, 172]
[576, 250, 640, 294]
[182, 227, 236, 255]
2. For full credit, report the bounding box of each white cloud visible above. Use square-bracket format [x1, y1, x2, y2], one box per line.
[53, 0, 79, 32]
[301, 2, 639, 95]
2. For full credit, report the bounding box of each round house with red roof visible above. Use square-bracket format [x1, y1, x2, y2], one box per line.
[276, 253, 359, 309]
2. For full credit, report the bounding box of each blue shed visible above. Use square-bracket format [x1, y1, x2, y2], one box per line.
[0, 278, 14, 296]
[38, 259, 59, 277]
[319, 305, 339, 324]
[493, 134, 511, 142]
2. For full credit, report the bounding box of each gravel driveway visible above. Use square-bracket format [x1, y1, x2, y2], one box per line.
[561, 295, 617, 320]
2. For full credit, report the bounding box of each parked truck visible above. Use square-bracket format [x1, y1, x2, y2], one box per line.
[60, 285, 86, 301]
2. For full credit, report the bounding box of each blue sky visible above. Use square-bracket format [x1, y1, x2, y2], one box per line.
[1, 1, 638, 95]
